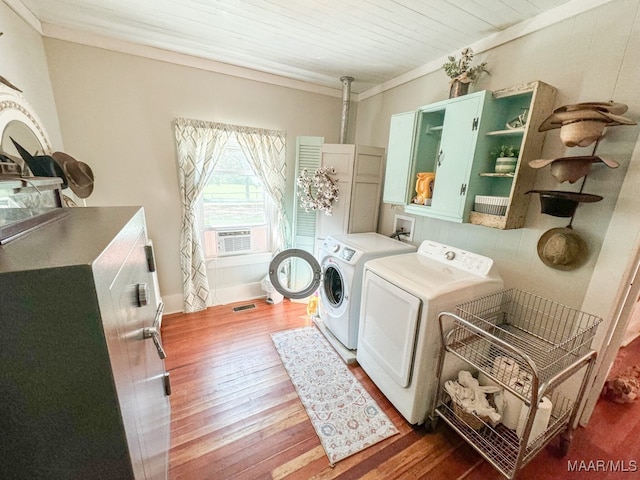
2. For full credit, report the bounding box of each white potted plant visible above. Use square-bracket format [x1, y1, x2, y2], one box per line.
[491, 145, 519, 174]
[442, 48, 489, 98]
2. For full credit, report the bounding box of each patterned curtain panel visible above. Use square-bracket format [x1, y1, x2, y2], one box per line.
[236, 127, 290, 252]
[174, 118, 230, 313]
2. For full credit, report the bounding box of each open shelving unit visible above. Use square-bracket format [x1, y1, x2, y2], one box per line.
[469, 81, 557, 229]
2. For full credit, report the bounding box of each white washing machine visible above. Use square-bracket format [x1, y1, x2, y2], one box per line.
[268, 233, 415, 349]
[356, 240, 503, 425]
[318, 233, 416, 349]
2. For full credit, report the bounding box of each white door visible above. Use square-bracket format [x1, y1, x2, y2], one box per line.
[310, 143, 385, 257]
[349, 145, 385, 233]
[315, 144, 356, 255]
[359, 271, 421, 387]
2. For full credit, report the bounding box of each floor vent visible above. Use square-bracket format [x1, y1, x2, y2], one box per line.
[232, 303, 256, 312]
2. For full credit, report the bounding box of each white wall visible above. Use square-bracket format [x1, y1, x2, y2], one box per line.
[41, 39, 344, 312]
[0, 1, 62, 149]
[355, 0, 640, 312]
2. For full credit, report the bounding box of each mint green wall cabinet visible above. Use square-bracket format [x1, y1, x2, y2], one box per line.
[384, 91, 494, 223]
[383, 81, 557, 229]
[413, 92, 493, 222]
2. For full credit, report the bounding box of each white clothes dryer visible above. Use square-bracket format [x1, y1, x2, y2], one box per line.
[356, 240, 503, 425]
[268, 233, 415, 350]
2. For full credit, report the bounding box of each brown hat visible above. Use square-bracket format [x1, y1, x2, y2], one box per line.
[529, 155, 619, 183]
[52, 151, 94, 198]
[554, 102, 629, 115]
[539, 102, 635, 147]
[537, 227, 588, 271]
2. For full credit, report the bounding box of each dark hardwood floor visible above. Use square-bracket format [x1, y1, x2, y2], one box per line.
[162, 298, 640, 479]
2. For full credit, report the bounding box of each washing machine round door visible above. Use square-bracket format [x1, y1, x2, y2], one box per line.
[320, 259, 347, 312]
[268, 249, 322, 299]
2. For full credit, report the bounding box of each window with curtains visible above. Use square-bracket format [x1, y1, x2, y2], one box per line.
[174, 117, 288, 313]
[198, 133, 275, 257]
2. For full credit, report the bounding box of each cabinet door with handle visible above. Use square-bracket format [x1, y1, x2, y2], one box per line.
[95, 211, 171, 480]
[383, 111, 417, 204]
[106, 229, 171, 480]
[428, 94, 483, 221]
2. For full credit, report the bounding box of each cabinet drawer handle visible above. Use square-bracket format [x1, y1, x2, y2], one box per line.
[143, 302, 166, 360]
[136, 283, 149, 307]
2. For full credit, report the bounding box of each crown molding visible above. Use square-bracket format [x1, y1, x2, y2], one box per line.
[3, 0, 42, 33]
[40, 23, 344, 99]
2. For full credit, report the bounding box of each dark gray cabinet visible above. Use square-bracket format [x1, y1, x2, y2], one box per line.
[0, 207, 170, 479]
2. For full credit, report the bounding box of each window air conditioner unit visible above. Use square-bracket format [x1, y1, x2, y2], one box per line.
[217, 230, 252, 255]
[204, 226, 269, 257]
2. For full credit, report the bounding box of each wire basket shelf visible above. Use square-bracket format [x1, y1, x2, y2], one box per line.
[449, 289, 602, 389]
[433, 288, 601, 479]
[436, 389, 574, 478]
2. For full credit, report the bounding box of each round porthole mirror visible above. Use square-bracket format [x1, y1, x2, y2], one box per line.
[268, 249, 322, 299]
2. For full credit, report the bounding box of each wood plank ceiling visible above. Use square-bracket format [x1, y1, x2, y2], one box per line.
[16, 0, 572, 93]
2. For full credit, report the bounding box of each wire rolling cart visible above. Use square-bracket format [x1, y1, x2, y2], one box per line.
[429, 288, 602, 479]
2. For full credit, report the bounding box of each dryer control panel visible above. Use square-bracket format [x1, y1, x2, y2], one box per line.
[418, 240, 494, 276]
[321, 237, 361, 265]
[340, 247, 356, 261]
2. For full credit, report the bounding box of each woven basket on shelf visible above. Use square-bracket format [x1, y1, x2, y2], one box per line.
[452, 401, 489, 431]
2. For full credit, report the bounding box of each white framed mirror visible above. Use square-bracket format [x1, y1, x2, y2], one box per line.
[0, 84, 51, 171]
[0, 85, 65, 208]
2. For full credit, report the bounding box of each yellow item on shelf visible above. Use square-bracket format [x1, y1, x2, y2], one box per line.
[307, 296, 318, 316]
[415, 172, 435, 205]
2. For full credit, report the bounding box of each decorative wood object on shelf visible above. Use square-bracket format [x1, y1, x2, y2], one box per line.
[442, 47, 488, 99]
[449, 80, 469, 98]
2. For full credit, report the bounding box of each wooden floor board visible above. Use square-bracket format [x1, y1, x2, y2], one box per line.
[162, 298, 638, 479]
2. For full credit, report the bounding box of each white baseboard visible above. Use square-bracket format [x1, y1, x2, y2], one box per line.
[161, 282, 267, 314]
[208, 282, 265, 307]
[161, 293, 185, 315]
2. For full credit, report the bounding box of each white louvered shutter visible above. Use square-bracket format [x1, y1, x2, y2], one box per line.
[293, 136, 323, 254]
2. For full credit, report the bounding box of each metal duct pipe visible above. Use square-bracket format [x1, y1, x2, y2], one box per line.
[339, 76, 354, 144]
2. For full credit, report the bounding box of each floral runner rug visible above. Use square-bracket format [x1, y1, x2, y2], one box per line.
[271, 326, 399, 465]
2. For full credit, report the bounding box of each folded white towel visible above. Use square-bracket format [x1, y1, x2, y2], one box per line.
[445, 371, 502, 425]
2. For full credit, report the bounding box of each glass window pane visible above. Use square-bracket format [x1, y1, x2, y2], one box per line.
[202, 136, 267, 228]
